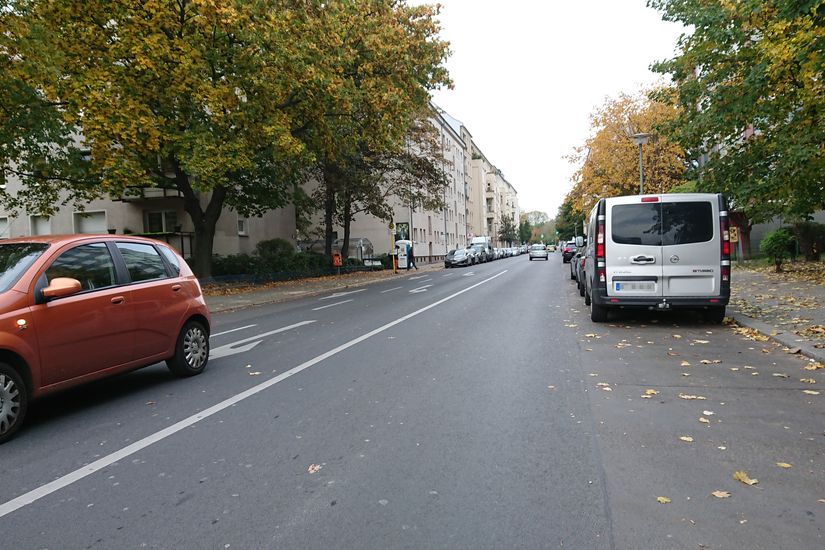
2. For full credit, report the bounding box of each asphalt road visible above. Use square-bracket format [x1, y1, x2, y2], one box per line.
[1, 253, 823, 549]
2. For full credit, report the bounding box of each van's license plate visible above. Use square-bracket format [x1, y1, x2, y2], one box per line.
[615, 281, 655, 292]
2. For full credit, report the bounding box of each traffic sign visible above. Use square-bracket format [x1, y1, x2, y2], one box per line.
[729, 226, 739, 243]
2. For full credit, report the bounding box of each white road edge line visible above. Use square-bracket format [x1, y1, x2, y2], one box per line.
[0, 269, 509, 520]
[311, 299, 353, 311]
[211, 324, 257, 337]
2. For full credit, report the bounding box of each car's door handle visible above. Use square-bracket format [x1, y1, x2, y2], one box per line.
[171, 284, 182, 292]
[111, 296, 125, 304]
[631, 255, 656, 264]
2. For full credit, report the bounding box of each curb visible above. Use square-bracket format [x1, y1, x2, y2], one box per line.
[727, 310, 825, 365]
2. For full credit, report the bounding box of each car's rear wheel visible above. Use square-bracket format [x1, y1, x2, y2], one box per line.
[167, 320, 210, 377]
[704, 306, 726, 324]
[590, 301, 608, 322]
[0, 363, 28, 445]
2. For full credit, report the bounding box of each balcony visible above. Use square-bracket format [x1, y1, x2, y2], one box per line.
[115, 186, 184, 202]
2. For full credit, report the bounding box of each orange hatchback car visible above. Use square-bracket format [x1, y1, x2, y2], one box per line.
[0, 234, 211, 443]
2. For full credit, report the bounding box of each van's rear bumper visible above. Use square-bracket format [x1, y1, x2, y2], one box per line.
[592, 292, 729, 309]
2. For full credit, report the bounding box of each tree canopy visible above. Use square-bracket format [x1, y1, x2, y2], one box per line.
[565, 91, 686, 218]
[649, 0, 825, 223]
[0, 0, 450, 276]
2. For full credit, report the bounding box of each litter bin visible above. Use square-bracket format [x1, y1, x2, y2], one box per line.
[332, 251, 343, 268]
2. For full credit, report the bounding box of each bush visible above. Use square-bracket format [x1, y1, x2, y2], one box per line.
[255, 238, 296, 274]
[211, 253, 260, 276]
[760, 228, 795, 272]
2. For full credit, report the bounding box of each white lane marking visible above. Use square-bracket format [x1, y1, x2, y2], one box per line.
[0, 270, 508, 520]
[462, 272, 475, 277]
[380, 286, 403, 294]
[442, 273, 454, 277]
[408, 275, 428, 280]
[211, 324, 257, 337]
[419, 278, 432, 283]
[409, 285, 433, 294]
[210, 321, 316, 360]
[311, 299, 353, 311]
[318, 289, 366, 301]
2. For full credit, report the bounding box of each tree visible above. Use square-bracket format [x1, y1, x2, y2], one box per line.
[555, 199, 584, 241]
[518, 214, 532, 244]
[0, 1, 450, 277]
[649, 0, 825, 223]
[498, 213, 518, 246]
[565, 91, 687, 218]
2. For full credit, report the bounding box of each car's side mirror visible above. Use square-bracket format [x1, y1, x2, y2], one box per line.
[41, 277, 82, 300]
[575, 236, 584, 247]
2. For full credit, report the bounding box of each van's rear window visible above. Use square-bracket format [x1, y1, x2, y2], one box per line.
[612, 202, 713, 246]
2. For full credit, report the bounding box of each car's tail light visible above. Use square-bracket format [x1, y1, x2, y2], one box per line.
[597, 216, 606, 284]
[720, 207, 731, 284]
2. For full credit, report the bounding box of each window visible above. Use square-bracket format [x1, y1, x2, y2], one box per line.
[612, 202, 713, 246]
[73, 211, 107, 234]
[157, 245, 181, 277]
[30, 215, 51, 236]
[45, 243, 116, 291]
[145, 210, 178, 233]
[0, 217, 9, 239]
[116, 242, 168, 282]
[237, 217, 248, 236]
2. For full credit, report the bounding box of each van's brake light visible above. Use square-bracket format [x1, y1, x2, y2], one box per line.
[641, 196, 659, 202]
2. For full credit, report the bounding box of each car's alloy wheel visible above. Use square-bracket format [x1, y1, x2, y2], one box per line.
[167, 320, 210, 377]
[0, 363, 28, 444]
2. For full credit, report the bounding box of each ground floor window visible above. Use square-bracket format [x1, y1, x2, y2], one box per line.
[145, 210, 178, 233]
[73, 211, 107, 234]
[30, 215, 50, 235]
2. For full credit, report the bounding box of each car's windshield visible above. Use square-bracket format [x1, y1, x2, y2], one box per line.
[0, 243, 49, 293]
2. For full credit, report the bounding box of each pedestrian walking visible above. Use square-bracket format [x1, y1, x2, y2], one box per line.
[407, 243, 418, 270]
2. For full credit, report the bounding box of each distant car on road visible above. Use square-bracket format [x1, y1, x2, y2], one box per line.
[528, 243, 548, 261]
[0, 234, 211, 444]
[562, 241, 578, 263]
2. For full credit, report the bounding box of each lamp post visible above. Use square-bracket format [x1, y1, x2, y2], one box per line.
[631, 132, 651, 194]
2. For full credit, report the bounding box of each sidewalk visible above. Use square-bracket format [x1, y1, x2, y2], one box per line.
[728, 264, 825, 364]
[204, 260, 443, 313]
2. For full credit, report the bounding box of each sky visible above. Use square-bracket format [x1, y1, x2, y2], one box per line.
[425, 0, 688, 218]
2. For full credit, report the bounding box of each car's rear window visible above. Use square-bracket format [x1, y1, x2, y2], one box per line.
[530, 244, 546, 250]
[611, 202, 713, 246]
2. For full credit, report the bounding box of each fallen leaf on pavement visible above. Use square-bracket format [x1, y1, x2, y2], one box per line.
[601, 386, 613, 391]
[699, 417, 710, 424]
[712, 491, 731, 498]
[667, 351, 680, 356]
[772, 373, 790, 378]
[644, 389, 660, 396]
[819, 499, 825, 504]
[307, 464, 322, 474]
[703, 410, 715, 416]
[700, 359, 712, 364]
[776, 462, 792, 469]
[730, 367, 740, 371]
[694, 340, 710, 344]
[804, 362, 825, 371]
[802, 390, 820, 395]
[584, 333, 598, 338]
[596, 382, 610, 387]
[248, 371, 261, 376]
[786, 348, 801, 354]
[682, 372, 691, 377]
[672, 334, 683, 339]
[145, 401, 156, 405]
[679, 436, 694, 442]
[733, 471, 758, 486]
[656, 496, 671, 504]
[679, 393, 708, 400]
[800, 378, 817, 384]
[681, 360, 691, 367]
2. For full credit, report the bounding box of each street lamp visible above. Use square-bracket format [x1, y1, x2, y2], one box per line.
[631, 132, 651, 195]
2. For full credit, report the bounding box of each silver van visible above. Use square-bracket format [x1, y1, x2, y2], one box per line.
[583, 193, 731, 323]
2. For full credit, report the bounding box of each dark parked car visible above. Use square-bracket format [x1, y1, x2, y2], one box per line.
[445, 248, 472, 268]
[562, 241, 578, 263]
[0, 234, 211, 444]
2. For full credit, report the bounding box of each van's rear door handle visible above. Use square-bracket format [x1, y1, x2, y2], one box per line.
[631, 255, 656, 264]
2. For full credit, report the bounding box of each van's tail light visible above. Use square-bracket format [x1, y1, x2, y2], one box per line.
[720, 209, 731, 284]
[597, 217, 606, 284]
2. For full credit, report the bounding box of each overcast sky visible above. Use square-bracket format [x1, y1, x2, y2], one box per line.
[425, 0, 688, 218]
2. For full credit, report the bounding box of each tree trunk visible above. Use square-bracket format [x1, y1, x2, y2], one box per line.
[175, 162, 226, 279]
[341, 190, 352, 259]
[322, 162, 338, 258]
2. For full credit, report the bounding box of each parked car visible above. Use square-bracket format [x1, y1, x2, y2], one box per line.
[561, 241, 578, 263]
[528, 243, 548, 260]
[470, 243, 490, 262]
[466, 246, 480, 265]
[0, 234, 211, 444]
[445, 248, 472, 268]
[583, 193, 731, 323]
